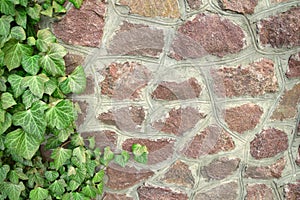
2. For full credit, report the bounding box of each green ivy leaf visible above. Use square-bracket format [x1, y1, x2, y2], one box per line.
[81, 185, 97, 198]
[71, 192, 86, 200]
[0, 112, 12, 134]
[0, 50, 4, 67]
[27, 36, 36, 46]
[1, 92, 16, 109]
[49, 179, 66, 196]
[29, 187, 49, 200]
[44, 77, 57, 95]
[5, 128, 40, 159]
[44, 171, 59, 182]
[0, 182, 25, 200]
[92, 170, 104, 184]
[15, 8, 27, 29]
[51, 147, 72, 170]
[22, 90, 39, 109]
[100, 146, 114, 166]
[0, 15, 13, 37]
[36, 29, 56, 52]
[0, 165, 10, 182]
[0, 0, 15, 16]
[67, 66, 86, 94]
[8, 170, 19, 184]
[52, 1, 66, 13]
[8, 74, 26, 98]
[73, 146, 86, 163]
[67, 180, 80, 191]
[70, 166, 86, 184]
[71, 133, 84, 146]
[19, 0, 28, 7]
[54, 126, 73, 142]
[27, 4, 42, 21]
[114, 150, 130, 167]
[97, 182, 103, 195]
[14, 168, 28, 180]
[21, 55, 41, 75]
[40, 6, 53, 17]
[10, 26, 26, 41]
[132, 144, 148, 164]
[22, 75, 46, 98]
[86, 160, 97, 177]
[69, 0, 83, 9]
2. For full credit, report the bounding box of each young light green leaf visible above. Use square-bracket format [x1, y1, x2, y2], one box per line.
[40, 6, 53, 17]
[22, 90, 39, 109]
[21, 55, 41, 75]
[92, 170, 104, 184]
[15, 8, 27, 29]
[73, 146, 86, 163]
[133, 152, 148, 164]
[71, 133, 84, 146]
[49, 179, 66, 196]
[67, 166, 76, 176]
[67, 66, 86, 94]
[0, 165, 10, 182]
[0, 0, 15, 16]
[1, 92, 16, 109]
[52, 1, 66, 13]
[87, 136, 95, 149]
[44, 77, 57, 95]
[22, 75, 45, 98]
[81, 185, 97, 198]
[86, 160, 97, 177]
[51, 147, 72, 170]
[56, 126, 73, 142]
[5, 129, 40, 159]
[36, 29, 56, 52]
[44, 171, 59, 182]
[0, 112, 12, 134]
[67, 180, 80, 191]
[97, 182, 103, 195]
[10, 26, 26, 41]
[46, 100, 75, 129]
[69, 0, 83, 9]
[114, 150, 130, 167]
[27, 4, 42, 21]
[0, 182, 25, 200]
[8, 74, 26, 98]
[100, 146, 114, 166]
[27, 36, 36, 46]
[69, 166, 86, 184]
[132, 144, 148, 164]
[29, 187, 49, 200]
[0, 15, 13, 37]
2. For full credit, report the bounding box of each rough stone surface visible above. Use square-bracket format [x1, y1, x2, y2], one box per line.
[170, 13, 245, 60]
[98, 106, 145, 132]
[286, 52, 300, 78]
[284, 182, 300, 200]
[99, 61, 151, 100]
[219, 0, 258, 14]
[151, 78, 202, 100]
[296, 146, 300, 166]
[271, 83, 300, 120]
[224, 103, 263, 134]
[194, 182, 238, 200]
[160, 160, 195, 188]
[106, 164, 154, 190]
[250, 128, 288, 159]
[137, 185, 188, 200]
[74, 100, 88, 128]
[182, 125, 235, 159]
[122, 138, 175, 165]
[187, 0, 202, 10]
[258, 7, 300, 48]
[246, 184, 274, 200]
[201, 157, 240, 180]
[212, 58, 278, 97]
[81, 130, 118, 151]
[103, 193, 134, 200]
[107, 22, 164, 58]
[118, 0, 180, 18]
[53, 0, 106, 47]
[153, 107, 206, 136]
[64, 54, 85, 74]
[244, 157, 286, 179]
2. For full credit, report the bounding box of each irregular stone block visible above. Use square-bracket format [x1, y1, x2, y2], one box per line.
[160, 160, 195, 188]
[201, 157, 240, 180]
[182, 125, 235, 159]
[153, 107, 206, 136]
[212, 58, 278, 97]
[106, 164, 154, 190]
[103, 193, 134, 200]
[81, 130, 118, 151]
[122, 138, 175, 165]
[250, 128, 288, 159]
[170, 13, 245, 60]
[99, 61, 151, 100]
[107, 22, 164, 58]
[284, 182, 300, 200]
[224, 103, 263, 134]
[64, 54, 85, 74]
[246, 184, 274, 200]
[194, 182, 238, 200]
[296, 146, 300, 166]
[286, 52, 300, 78]
[74, 100, 88, 128]
[244, 157, 286, 179]
[219, 0, 258, 14]
[118, 0, 180, 18]
[258, 7, 300, 48]
[151, 78, 202, 100]
[98, 106, 145, 132]
[137, 185, 188, 200]
[187, 0, 202, 10]
[53, 0, 106, 47]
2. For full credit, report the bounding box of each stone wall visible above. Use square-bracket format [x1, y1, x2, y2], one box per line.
[50, 0, 300, 199]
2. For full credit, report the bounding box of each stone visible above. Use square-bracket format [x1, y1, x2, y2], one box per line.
[258, 7, 300, 48]
[151, 78, 202, 100]
[250, 128, 288, 159]
[271, 83, 300, 120]
[194, 182, 238, 200]
[118, 0, 180, 18]
[98, 106, 145, 132]
[64, 54, 85, 74]
[99, 61, 151, 100]
[212, 58, 278, 97]
[137, 185, 188, 200]
[170, 13, 245, 60]
[103, 193, 134, 200]
[160, 160, 195, 188]
[81, 130, 118, 151]
[286, 52, 300, 78]
[284, 182, 300, 200]
[187, 0, 202, 10]
[107, 22, 164, 58]
[53, 0, 106, 47]
[244, 157, 286, 179]
[74, 100, 88, 128]
[201, 157, 240, 180]
[224, 103, 263, 134]
[219, 0, 258, 14]
[122, 138, 175, 165]
[296, 146, 300, 166]
[106, 164, 154, 190]
[182, 125, 235, 159]
[246, 184, 274, 200]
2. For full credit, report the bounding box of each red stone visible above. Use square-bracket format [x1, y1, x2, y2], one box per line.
[296, 146, 300, 166]
[99, 61, 151, 100]
[246, 184, 274, 200]
[194, 182, 238, 199]
[107, 22, 164, 58]
[187, 0, 202, 10]
[137, 185, 188, 200]
[244, 157, 286, 179]
[98, 106, 145, 132]
[74, 100, 88, 128]
[201, 157, 240, 180]
[212, 58, 278, 97]
[153, 107, 206, 136]
[103, 193, 134, 200]
[122, 138, 175, 165]
[64, 54, 85, 74]
[284, 182, 300, 200]
[224, 103, 263, 134]
[151, 78, 202, 100]
[81, 130, 118, 151]
[106, 164, 154, 190]
[258, 7, 300, 48]
[53, 0, 106, 47]
[286, 52, 300, 78]
[220, 0, 258, 14]
[181, 125, 235, 159]
[250, 128, 288, 159]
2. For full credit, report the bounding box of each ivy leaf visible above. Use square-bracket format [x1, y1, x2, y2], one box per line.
[73, 146, 86, 163]
[40, 6, 53, 17]
[21, 55, 41, 75]
[100, 146, 114, 166]
[71, 192, 86, 200]
[92, 170, 104, 184]
[19, 0, 28, 7]
[51, 147, 72, 170]
[1, 92, 16, 109]
[53, 126, 73, 142]
[22, 75, 46, 98]
[44, 171, 59, 182]
[0, 50, 4, 67]
[132, 144, 148, 164]
[49, 179, 66, 196]
[86, 160, 97, 177]
[0, 112, 12, 134]
[46, 100, 75, 129]
[0, 165, 10, 182]
[29, 187, 49, 200]
[8, 170, 19, 184]
[81, 185, 97, 198]
[52, 1, 66, 13]
[5, 129, 40, 159]
[114, 150, 130, 167]
[69, 0, 83, 9]
[67, 180, 80, 191]
[67, 66, 86, 94]
[97, 182, 103, 195]
[8, 74, 26, 98]
[0, 0, 15, 16]
[15, 8, 27, 29]
[44, 77, 57, 95]
[36, 29, 56, 52]
[0, 182, 25, 200]
[22, 90, 39, 109]
[0, 15, 13, 37]
[71, 133, 84, 146]
[70, 166, 86, 184]
[27, 4, 41, 21]
[10, 26, 26, 41]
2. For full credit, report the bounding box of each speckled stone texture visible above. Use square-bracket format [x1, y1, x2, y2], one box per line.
[246, 184, 274, 200]
[219, 0, 258, 14]
[286, 52, 300, 78]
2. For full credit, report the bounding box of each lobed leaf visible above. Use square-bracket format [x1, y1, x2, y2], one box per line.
[51, 147, 72, 170]
[44, 171, 59, 182]
[0, 165, 10, 182]
[1, 92, 16, 109]
[22, 74, 47, 98]
[10, 26, 26, 41]
[0, 15, 13, 37]
[36, 29, 56, 52]
[29, 187, 49, 200]
[21, 55, 41, 75]
[0, 0, 15, 16]
[114, 150, 130, 167]
[15, 8, 27, 29]
[100, 146, 114, 166]
[8, 74, 26, 98]
[22, 89, 39, 109]
[49, 179, 66, 196]
[0, 112, 12, 134]
[69, 0, 83, 9]
[0, 182, 25, 200]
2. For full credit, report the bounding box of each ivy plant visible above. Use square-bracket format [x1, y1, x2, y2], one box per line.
[0, 0, 148, 199]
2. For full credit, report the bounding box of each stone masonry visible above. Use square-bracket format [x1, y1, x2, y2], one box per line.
[50, 0, 300, 199]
